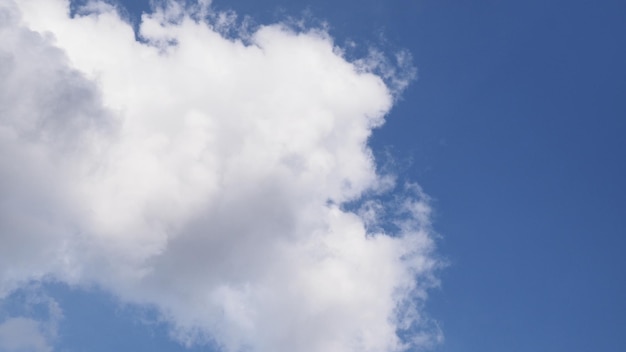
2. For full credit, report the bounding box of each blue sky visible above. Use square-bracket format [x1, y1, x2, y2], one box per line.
[1, 0, 625, 351]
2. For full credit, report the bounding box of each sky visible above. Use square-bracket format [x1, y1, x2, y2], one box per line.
[0, 0, 625, 352]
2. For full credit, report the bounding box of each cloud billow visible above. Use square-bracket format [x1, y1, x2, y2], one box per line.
[0, 0, 440, 351]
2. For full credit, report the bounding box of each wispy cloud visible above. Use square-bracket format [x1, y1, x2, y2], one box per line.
[0, 286, 62, 352]
[0, 0, 440, 351]
[0, 317, 52, 352]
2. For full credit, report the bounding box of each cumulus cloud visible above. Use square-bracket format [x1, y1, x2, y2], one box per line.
[0, 0, 439, 351]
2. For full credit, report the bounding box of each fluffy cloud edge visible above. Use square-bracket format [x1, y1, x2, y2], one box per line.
[0, 1, 441, 351]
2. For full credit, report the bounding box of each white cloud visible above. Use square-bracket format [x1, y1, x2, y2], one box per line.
[0, 288, 62, 352]
[0, 0, 440, 351]
[0, 317, 51, 352]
